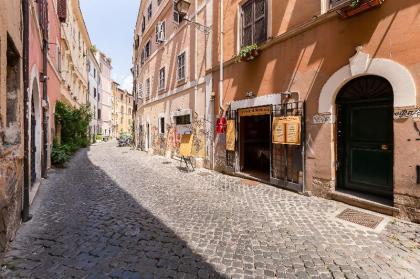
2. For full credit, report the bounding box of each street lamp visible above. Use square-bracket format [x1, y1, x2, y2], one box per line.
[174, 0, 211, 34]
[174, 0, 191, 18]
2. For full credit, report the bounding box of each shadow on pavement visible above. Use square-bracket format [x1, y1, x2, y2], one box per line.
[1, 148, 224, 279]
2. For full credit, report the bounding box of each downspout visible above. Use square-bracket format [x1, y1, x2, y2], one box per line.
[219, 0, 224, 113]
[41, 0, 49, 178]
[22, 0, 32, 222]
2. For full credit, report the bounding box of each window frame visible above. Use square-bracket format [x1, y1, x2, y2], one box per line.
[240, 0, 268, 48]
[158, 67, 166, 92]
[176, 51, 186, 82]
[145, 78, 151, 100]
[158, 116, 165, 134]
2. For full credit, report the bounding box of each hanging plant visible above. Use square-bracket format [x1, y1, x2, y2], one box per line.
[350, 0, 361, 8]
[235, 44, 259, 63]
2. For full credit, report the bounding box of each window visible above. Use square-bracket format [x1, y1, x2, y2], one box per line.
[141, 17, 146, 33]
[94, 87, 97, 98]
[156, 21, 166, 43]
[159, 117, 165, 134]
[147, 3, 152, 20]
[175, 115, 191, 125]
[5, 37, 20, 144]
[158, 0, 162, 5]
[159, 67, 165, 91]
[177, 52, 186, 81]
[144, 40, 151, 59]
[98, 109, 101, 120]
[121, 105, 124, 113]
[145, 78, 151, 99]
[241, 0, 267, 47]
[128, 108, 132, 115]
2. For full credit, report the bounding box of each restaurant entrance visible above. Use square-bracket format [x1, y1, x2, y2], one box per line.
[239, 114, 271, 179]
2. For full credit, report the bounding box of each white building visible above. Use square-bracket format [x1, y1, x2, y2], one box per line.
[87, 50, 101, 142]
[96, 51, 113, 138]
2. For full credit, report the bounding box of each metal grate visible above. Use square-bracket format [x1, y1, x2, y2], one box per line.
[337, 208, 384, 229]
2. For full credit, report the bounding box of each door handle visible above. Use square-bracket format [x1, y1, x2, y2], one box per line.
[381, 144, 389, 150]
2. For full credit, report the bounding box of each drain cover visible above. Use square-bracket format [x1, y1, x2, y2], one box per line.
[337, 208, 384, 229]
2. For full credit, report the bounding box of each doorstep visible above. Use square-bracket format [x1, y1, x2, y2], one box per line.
[330, 190, 400, 216]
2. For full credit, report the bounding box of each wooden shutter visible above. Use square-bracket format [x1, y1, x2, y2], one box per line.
[57, 0, 67, 23]
[38, 0, 49, 40]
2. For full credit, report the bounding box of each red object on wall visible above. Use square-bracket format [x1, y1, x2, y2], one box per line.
[216, 117, 227, 134]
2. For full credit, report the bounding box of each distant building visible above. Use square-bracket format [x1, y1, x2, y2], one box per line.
[86, 50, 101, 142]
[132, 0, 213, 167]
[60, 0, 91, 108]
[97, 52, 113, 138]
[112, 82, 133, 138]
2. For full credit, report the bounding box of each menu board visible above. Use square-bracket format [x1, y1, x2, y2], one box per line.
[226, 120, 236, 151]
[272, 116, 301, 145]
[272, 117, 286, 144]
[179, 134, 193, 157]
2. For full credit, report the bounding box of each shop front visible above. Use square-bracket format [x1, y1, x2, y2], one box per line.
[224, 95, 305, 193]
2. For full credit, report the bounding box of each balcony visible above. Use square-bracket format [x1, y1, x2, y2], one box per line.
[332, 0, 384, 18]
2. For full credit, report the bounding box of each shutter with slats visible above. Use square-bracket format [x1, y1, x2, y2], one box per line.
[242, 1, 253, 46]
[254, 0, 266, 44]
[57, 0, 67, 23]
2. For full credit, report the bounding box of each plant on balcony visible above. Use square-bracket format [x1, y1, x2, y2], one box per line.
[350, 0, 361, 7]
[235, 44, 259, 63]
[339, 0, 384, 18]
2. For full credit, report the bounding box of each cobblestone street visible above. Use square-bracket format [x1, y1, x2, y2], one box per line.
[1, 142, 419, 278]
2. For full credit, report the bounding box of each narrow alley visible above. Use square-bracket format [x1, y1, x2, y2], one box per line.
[1, 142, 419, 278]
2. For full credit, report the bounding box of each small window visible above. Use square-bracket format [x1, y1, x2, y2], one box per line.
[155, 21, 166, 43]
[144, 40, 151, 59]
[175, 115, 191, 125]
[159, 67, 165, 91]
[147, 3, 152, 20]
[177, 52, 186, 81]
[159, 117, 165, 134]
[98, 109, 101, 120]
[141, 17, 146, 33]
[94, 87, 97, 98]
[241, 0, 267, 47]
[158, 0, 162, 5]
[145, 78, 151, 99]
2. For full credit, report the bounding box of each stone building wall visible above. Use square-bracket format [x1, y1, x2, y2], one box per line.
[0, 0, 24, 253]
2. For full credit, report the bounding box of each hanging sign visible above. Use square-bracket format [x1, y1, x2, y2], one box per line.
[179, 134, 193, 157]
[238, 106, 271, 117]
[216, 117, 227, 134]
[272, 116, 301, 145]
[226, 120, 236, 151]
[272, 117, 286, 144]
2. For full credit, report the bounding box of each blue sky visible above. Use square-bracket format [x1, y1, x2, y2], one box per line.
[80, 0, 141, 91]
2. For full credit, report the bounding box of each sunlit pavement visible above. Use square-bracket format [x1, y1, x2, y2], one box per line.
[1, 142, 419, 278]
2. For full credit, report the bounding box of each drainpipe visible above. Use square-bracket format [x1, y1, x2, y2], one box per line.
[22, 0, 32, 222]
[41, 0, 49, 178]
[219, 0, 224, 113]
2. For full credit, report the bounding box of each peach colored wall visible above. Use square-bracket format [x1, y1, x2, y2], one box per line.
[212, 0, 420, 220]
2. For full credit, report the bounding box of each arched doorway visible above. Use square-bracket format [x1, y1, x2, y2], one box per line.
[30, 78, 42, 190]
[336, 75, 394, 200]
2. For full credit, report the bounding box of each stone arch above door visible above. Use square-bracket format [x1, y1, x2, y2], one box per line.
[318, 49, 417, 116]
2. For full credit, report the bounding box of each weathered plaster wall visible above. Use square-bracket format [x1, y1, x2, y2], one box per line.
[0, 0, 24, 253]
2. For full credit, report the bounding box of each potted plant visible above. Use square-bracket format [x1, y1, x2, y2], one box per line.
[338, 0, 384, 18]
[235, 44, 259, 63]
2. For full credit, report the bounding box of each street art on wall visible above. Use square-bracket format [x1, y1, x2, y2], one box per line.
[394, 107, 420, 120]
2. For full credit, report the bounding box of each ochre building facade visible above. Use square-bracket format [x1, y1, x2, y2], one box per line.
[211, 0, 420, 222]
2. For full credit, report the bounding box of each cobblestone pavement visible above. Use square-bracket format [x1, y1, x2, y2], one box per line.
[1, 142, 420, 279]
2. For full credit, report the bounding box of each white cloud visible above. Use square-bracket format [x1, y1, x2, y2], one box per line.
[112, 73, 133, 93]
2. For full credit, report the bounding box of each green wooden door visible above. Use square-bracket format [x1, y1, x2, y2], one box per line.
[337, 76, 393, 199]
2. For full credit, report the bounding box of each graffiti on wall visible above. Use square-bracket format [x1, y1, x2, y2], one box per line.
[312, 114, 336, 124]
[394, 107, 420, 120]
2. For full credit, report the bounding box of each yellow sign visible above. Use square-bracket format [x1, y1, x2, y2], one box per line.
[272, 116, 301, 145]
[239, 106, 271, 117]
[226, 120, 236, 151]
[272, 117, 286, 144]
[179, 134, 193, 157]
